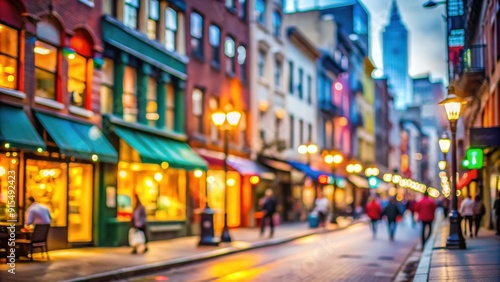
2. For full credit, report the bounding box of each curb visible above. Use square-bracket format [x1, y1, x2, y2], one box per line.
[413, 219, 446, 282]
[65, 221, 367, 282]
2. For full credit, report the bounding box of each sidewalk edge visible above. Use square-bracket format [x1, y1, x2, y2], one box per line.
[64, 221, 367, 282]
[413, 220, 445, 282]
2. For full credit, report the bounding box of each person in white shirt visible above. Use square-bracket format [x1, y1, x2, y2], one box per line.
[25, 196, 51, 229]
[314, 193, 329, 227]
[459, 195, 474, 238]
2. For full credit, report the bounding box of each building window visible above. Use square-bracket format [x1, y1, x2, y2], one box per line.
[272, 10, 281, 37]
[258, 50, 265, 78]
[274, 117, 281, 140]
[299, 119, 304, 144]
[209, 24, 221, 65]
[68, 54, 88, 108]
[275, 59, 282, 87]
[238, 45, 247, 81]
[0, 24, 18, 90]
[165, 7, 177, 51]
[256, 0, 266, 25]
[307, 75, 312, 104]
[289, 114, 294, 148]
[190, 12, 204, 58]
[146, 77, 158, 127]
[123, 66, 137, 122]
[238, 0, 247, 20]
[100, 59, 114, 114]
[298, 68, 303, 99]
[147, 0, 159, 40]
[34, 41, 58, 100]
[208, 96, 219, 141]
[124, 0, 139, 29]
[307, 123, 312, 141]
[192, 88, 204, 134]
[226, 0, 235, 10]
[325, 120, 332, 148]
[224, 36, 236, 75]
[117, 162, 186, 221]
[166, 83, 175, 130]
[288, 61, 294, 94]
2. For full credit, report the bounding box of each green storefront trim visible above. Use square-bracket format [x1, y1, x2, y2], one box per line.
[0, 104, 46, 151]
[102, 15, 187, 78]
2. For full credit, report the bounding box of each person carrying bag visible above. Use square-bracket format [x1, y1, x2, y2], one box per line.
[130, 194, 148, 254]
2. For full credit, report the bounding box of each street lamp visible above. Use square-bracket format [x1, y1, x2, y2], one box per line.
[439, 133, 451, 160]
[438, 160, 447, 171]
[211, 108, 242, 243]
[439, 85, 467, 249]
[324, 151, 344, 224]
[298, 142, 319, 164]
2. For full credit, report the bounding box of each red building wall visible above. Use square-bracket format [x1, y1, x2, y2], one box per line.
[185, 0, 251, 154]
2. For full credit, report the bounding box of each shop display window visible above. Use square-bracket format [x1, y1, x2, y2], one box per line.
[0, 153, 20, 222]
[68, 163, 93, 242]
[68, 54, 88, 108]
[25, 160, 67, 227]
[0, 24, 19, 90]
[207, 170, 240, 228]
[117, 162, 186, 221]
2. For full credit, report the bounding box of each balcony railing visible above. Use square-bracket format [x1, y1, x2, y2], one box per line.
[461, 44, 486, 73]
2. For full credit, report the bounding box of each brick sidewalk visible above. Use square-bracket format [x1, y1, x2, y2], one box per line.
[0, 217, 363, 282]
[415, 220, 500, 282]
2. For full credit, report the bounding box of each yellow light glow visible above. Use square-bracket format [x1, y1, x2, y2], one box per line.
[388, 187, 397, 196]
[333, 154, 344, 164]
[372, 167, 380, 176]
[439, 92, 467, 122]
[4, 143, 10, 149]
[91, 154, 98, 162]
[208, 176, 215, 184]
[119, 170, 127, 178]
[0, 166, 5, 176]
[40, 184, 46, 189]
[438, 137, 451, 154]
[67, 53, 76, 60]
[154, 172, 163, 182]
[227, 178, 236, 186]
[439, 171, 447, 178]
[346, 164, 354, 173]
[146, 113, 160, 120]
[338, 116, 348, 126]
[161, 162, 169, 169]
[396, 194, 404, 201]
[37, 147, 43, 153]
[211, 111, 226, 126]
[34, 46, 51, 55]
[227, 110, 242, 126]
[456, 190, 462, 197]
[194, 170, 203, 178]
[146, 179, 153, 187]
[392, 175, 402, 184]
[11, 159, 17, 164]
[12, 152, 17, 157]
[3, 66, 15, 74]
[307, 144, 318, 154]
[353, 164, 362, 173]
[249, 175, 260, 185]
[324, 154, 334, 164]
[438, 160, 447, 171]
[297, 144, 307, 154]
[7, 75, 14, 82]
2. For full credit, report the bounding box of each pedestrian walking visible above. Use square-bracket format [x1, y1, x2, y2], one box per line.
[473, 195, 486, 237]
[365, 197, 382, 238]
[313, 192, 329, 227]
[260, 188, 278, 238]
[494, 192, 500, 236]
[459, 195, 474, 238]
[131, 194, 148, 254]
[382, 197, 402, 241]
[415, 192, 437, 248]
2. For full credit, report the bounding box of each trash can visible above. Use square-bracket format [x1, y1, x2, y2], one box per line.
[308, 212, 319, 228]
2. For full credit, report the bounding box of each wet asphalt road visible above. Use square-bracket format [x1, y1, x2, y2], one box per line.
[125, 217, 420, 282]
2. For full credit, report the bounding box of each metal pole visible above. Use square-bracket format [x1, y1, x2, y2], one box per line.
[330, 165, 337, 224]
[445, 0, 450, 82]
[221, 128, 232, 242]
[446, 121, 466, 249]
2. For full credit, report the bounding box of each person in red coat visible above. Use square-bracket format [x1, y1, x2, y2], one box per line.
[415, 192, 437, 248]
[365, 197, 382, 238]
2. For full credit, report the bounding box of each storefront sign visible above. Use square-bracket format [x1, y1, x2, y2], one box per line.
[106, 186, 116, 208]
[470, 127, 500, 147]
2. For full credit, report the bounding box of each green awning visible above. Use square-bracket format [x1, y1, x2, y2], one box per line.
[35, 113, 118, 163]
[0, 104, 45, 151]
[112, 125, 207, 171]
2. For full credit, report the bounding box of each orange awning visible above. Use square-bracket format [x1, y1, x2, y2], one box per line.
[457, 170, 477, 190]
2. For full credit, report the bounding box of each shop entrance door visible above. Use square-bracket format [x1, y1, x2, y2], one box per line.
[68, 163, 93, 243]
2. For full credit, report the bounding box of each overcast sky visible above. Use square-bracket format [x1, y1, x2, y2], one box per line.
[284, 0, 448, 84]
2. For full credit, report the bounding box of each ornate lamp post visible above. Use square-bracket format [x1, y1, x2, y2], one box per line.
[439, 133, 451, 163]
[298, 142, 319, 165]
[439, 86, 467, 249]
[324, 151, 344, 224]
[211, 108, 242, 243]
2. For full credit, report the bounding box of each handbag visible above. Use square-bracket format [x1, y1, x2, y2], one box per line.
[128, 228, 145, 247]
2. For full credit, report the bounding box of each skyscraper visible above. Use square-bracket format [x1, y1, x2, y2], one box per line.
[383, 0, 410, 110]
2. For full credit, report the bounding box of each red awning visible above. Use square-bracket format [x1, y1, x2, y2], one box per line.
[457, 170, 477, 190]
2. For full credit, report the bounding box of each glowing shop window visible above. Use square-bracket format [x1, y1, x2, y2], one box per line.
[68, 163, 93, 242]
[68, 54, 88, 107]
[0, 153, 19, 222]
[0, 24, 18, 89]
[207, 170, 240, 229]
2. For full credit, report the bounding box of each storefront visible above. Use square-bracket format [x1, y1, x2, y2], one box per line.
[99, 115, 207, 246]
[193, 150, 275, 230]
[0, 104, 118, 250]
